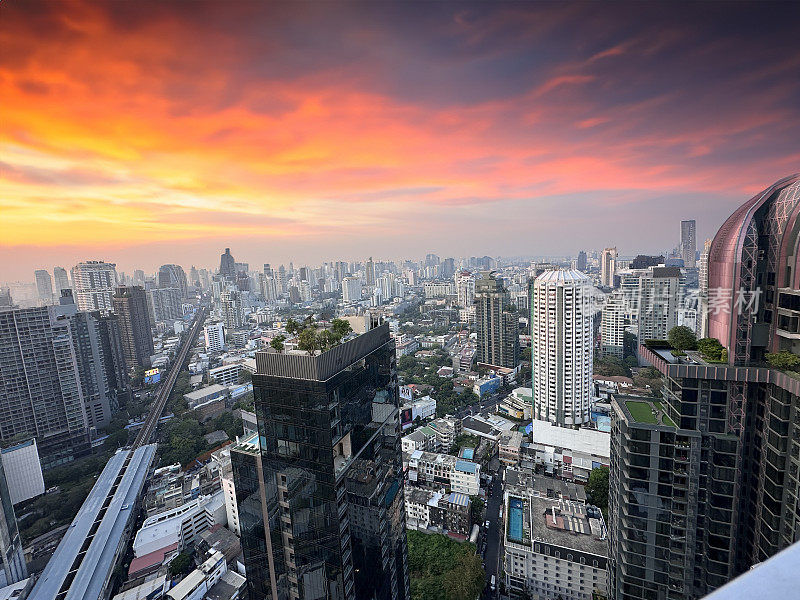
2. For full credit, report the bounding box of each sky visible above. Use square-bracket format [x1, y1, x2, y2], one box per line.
[1, 1, 800, 280]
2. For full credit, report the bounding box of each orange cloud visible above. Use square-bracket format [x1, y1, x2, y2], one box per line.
[0, 0, 798, 276]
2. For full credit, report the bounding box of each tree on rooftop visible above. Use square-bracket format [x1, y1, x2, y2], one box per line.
[297, 327, 319, 355]
[270, 334, 286, 353]
[766, 350, 800, 370]
[697, 337, 725, 361]
[668, 326, 698, 351]
[331, 318, 353, 339]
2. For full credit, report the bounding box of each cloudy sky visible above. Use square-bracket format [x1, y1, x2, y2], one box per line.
[1, 1, 799, 279]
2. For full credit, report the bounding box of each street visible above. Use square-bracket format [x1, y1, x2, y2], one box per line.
[481, 466, 504, 598]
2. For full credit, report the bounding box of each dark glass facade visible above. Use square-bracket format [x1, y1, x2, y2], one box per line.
[233, 324, 409, 600]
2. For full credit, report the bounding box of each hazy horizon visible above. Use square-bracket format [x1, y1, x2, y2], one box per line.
[2, 1, 799, 280]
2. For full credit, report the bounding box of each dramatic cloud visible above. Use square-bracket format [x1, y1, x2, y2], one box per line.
[1, 1, 799, 278]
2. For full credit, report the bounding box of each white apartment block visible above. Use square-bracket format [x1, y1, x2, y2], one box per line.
[204, 322, 225, 352]
[405, 450, 480, 496]
[504, 492, 608, 600]
[211, 446, 240, 536]
[532, 270, 593, 427]
[342, 276, 362, 302]
[209, 362, 242, 387]
[133, 491, 226, 558]
[601, 293, 625, 359]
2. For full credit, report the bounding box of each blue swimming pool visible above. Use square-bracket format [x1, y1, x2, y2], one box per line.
[508, 498, 524, 542]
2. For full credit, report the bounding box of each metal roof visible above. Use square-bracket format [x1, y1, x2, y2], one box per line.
[534, 269, 591, 284]
[30, 445, 157, 600]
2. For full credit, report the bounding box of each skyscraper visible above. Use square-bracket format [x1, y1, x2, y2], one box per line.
[366, 256, 376, 288]
[475, 271, 519, 369]
[698, 238, 712, 338]
[455, 270, 476, 308]
[148, 287, 182, 322]
[53, 266, 70, 295]
[531, 270, 593, 427]
[158, 264, 188, 298]
[609, 174, 800, 600]
[55, 292, 115, 429]
[601, 292, 626, 359]
[72, 261, 118, 312]
[219, 248, 236, 279]
[0, 305, 91, 467]
[0, 455, 27, 588]
[34, 269, 53, 303]
[600, 247, 617, 287]
[635, 266, 683, 343]
[220, 290, 243, 330]
[232, 323, 408, 600]
[113, 285, 154, 370]
[680, 219, 697, 268]
[576, 250, 587, 272]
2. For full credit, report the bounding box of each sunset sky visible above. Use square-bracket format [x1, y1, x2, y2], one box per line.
[2, 1, 799, 279]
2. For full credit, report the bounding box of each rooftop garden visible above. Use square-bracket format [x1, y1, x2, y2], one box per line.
[625, 399, 675, 427]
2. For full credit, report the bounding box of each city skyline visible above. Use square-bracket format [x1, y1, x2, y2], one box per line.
[2, 1, 800, 279]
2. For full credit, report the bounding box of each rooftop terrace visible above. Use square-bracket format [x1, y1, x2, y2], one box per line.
[621, 397, 676, 427]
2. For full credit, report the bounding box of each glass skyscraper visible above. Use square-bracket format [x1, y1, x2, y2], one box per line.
[232, 323, 408, 600]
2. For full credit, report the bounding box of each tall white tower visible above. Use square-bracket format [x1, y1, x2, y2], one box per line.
[532, 270, 593, 427]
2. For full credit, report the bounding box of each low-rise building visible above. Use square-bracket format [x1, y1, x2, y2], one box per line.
[404, 488, 471, 536]
[499, 430, 524, 466]
[404, 451, 480, 496]
[401, 427, 438, 454]
[523, 420, 610, 482]
[133, 491, 226, 558]
[473, 376, 503, 397]
[498, 387, 532, 421]
[184, 384, 230, 422]
[396, 339, 419, 357]
[399, 395, 436, 430]
[209, 362, 242, 388]
[166, 551, 227, 600]
[428, 416, 461, 451]
[503, 491, 608, 600]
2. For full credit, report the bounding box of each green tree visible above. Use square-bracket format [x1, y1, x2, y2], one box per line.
[297, 327, 319, 355]
[623, 331, 638, 359]
[270, 334, 286, 353]
[469, 496, 485, 525]
[521, 347, 531, 362]
[285, 318, 301, 336]
[594, 356, 631, 377]
[169, 552, 193, 576]
[668, 326, 698, 351]
[239, 369, 252, 384]
[697, 337, 725, 361]
[586, 466, 610, 515]
[317, 329, 339, 352]
[331, 318, 353, 339]
[444, 553, 485, 600]
[766, 350, 800, 370]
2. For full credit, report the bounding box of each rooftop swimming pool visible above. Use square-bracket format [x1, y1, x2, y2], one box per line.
[508, 497, 524, 543]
